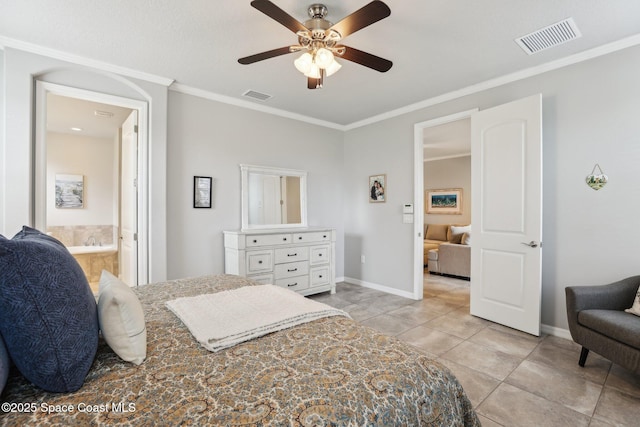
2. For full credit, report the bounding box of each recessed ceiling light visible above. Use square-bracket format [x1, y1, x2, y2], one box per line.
[70, 127, 83, 132]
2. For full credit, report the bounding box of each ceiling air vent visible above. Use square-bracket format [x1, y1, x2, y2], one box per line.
[515, 17, 581, 55]
[94, 110, 114, 118]
[242, 90, 272, 102]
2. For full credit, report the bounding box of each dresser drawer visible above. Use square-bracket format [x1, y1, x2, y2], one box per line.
[275, 275, 309, 292]
[309, 245, 330, 265]
[246, 233, 292, 247]
[293, 231, 331, 243]
[247, 250, 273, 273]
[310, 266, 330, 287]
[274, 246, 309, 264]
[274, 261, 309, 279]
[248, 273, 274, 285]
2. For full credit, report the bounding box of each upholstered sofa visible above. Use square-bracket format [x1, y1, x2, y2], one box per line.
[428, 243, 471, 279]
[424, 224, 471, 278]
[423, 224, 451, 264]
[565, 276, 640, 373]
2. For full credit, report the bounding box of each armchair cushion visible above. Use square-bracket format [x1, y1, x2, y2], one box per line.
[578, 310, 640, 350]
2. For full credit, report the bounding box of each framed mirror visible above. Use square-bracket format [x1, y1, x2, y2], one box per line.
[240, 164, 308, 231]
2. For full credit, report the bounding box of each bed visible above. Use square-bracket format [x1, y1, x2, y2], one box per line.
[1, 274, 479, 426]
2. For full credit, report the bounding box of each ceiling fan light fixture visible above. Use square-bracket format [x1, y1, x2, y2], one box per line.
[294, 52, 313, 73]
[314, 47, 334, 68]
[304, 62, 321, 79]
[325, 58, 341, 76]
[241, 1, 393, 89]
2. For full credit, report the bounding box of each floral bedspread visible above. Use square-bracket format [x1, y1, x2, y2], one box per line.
[1, 275, 479, 426]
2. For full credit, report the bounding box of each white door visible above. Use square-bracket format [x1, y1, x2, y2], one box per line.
[120, 110, 138, 287]
[470, 94, 543, 336]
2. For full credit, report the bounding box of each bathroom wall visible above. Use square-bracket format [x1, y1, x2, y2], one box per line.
[47, 225, 117, 247]
[46, 131, 117, 229]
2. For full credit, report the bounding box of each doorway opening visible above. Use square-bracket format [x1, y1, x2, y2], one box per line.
[34, 82, 149, 288]
[412, 110, 477, 300]
[413, 95, 543, 336]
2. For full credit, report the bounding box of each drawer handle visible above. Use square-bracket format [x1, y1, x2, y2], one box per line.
[287, 253, 297, 257]
[258, 260, 263, 264]
[319, 275, 323, 278]
[318, 253, 323, 257]
[287, 268, 298, 272]
[283, 237, 288, 241]
[253, 239, 258, 243]
[323, 235, 327, 238]
[298, 236, 303, 240]
[287, 283, 297, 287]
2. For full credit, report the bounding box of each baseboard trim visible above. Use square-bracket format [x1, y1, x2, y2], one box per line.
[541, 324, 572, 341]
[341, 276, 416, 300]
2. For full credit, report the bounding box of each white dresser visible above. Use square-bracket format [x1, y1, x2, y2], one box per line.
[223, 228, 336, 296]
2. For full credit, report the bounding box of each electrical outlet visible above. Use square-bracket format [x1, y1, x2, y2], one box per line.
[361, 255, 366, 264]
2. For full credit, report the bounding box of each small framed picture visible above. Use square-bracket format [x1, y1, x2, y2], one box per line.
[426, 188, 462, 215]
[369, 174, 386, 203]
[55, 174, 84, 209]
[194, 176, 212, 208]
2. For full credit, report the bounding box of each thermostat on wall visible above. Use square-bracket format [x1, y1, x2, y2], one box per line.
[403, 203, 413, 214]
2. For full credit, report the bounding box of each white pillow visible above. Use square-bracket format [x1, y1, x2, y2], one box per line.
[461, 232, 471, 246]
[625, 288, 640, 317]
[98, 270, 147, 365]
[450, 225, 471, 244]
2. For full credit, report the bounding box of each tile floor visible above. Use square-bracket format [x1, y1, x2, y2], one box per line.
[309, 273, 640, 426]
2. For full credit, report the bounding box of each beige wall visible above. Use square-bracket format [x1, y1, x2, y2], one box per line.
[424, 156, 471, 226]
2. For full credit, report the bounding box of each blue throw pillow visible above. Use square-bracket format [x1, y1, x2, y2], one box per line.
[0, 332, 9, 395]
[0, 226, 99, 392]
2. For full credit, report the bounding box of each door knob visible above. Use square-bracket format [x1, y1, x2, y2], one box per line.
[521, 241, 539, 248]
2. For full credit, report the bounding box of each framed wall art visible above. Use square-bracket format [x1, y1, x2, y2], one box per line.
[194, 176, 213, 208]
[369, 174, 386, 203]
[55, 174, 84, 209]
[426, 188, 462, 215]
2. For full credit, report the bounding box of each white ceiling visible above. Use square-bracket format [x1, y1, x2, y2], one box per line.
[47, 94, 132, 139]
[423, 119, 470, 162]
[2, 0, 640, 129]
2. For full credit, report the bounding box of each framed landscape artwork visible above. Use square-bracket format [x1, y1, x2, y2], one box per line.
[55, 174, 84, 209]
[369, 174, 386, 203]
[426, 188, 462, 215]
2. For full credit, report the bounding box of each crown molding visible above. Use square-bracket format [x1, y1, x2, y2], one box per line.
[424, 153, 471, 163]
[169, 83, 346, 131]
[0, 36, 175, 87]
[3, 32, 640, 131]
[344, 33, 640, 131]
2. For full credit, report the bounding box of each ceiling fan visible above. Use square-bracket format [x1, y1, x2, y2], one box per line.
[238, 0, 393, 89]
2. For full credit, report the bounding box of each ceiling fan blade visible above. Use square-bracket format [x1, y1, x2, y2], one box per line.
[327, 1, 390, 39]
[238, 46, 294, 65]
[339, 46, 392, 72]
[250, 0, 309, 34]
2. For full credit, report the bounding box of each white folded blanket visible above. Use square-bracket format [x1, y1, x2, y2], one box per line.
[166, 284, 349, 352]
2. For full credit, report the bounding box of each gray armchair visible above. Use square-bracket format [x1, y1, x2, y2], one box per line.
[565, 276, 640, 373]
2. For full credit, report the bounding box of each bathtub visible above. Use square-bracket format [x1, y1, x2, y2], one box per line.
[66, 245, 117, 255]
